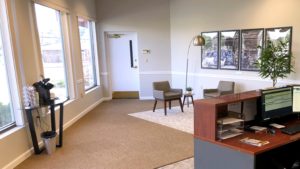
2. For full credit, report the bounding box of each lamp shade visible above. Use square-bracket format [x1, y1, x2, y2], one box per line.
[193, 35, 205, 46]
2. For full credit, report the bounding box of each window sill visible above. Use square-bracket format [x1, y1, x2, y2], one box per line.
[85, 85, 101, 95]
[0, 125, 24, 140]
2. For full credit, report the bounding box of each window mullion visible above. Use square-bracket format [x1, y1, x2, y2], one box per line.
[89, 21, 97, 87]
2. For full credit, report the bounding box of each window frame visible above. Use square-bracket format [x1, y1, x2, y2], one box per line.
[0, 0, 23, 133]
[77, 16, 100, 92]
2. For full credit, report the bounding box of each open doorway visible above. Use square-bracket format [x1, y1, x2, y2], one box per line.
[105, 32, 140, 99]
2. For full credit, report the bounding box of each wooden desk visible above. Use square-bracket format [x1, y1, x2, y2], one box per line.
[194, 90, 300, 169]
[194, 90, 261, 140]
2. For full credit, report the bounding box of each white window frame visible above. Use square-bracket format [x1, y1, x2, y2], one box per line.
[77, 16, 100, 92]
[31, 1, 75, 100]
[0, 0, 23, 132]
[91, 21, 100, 87]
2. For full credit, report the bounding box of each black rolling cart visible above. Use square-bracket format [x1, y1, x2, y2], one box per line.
[25, 99, 66, 154]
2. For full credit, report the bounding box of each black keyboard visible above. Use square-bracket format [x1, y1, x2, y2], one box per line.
[281, 124, 300, 135]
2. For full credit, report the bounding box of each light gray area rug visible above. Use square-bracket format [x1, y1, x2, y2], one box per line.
[128, 106, 194, 169]
[129, 106, 194, 134]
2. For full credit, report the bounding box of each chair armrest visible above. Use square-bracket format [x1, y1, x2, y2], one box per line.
[169, 88, 183, 95]
[203, 89, 218, 93]
[153, 89, 164, 99]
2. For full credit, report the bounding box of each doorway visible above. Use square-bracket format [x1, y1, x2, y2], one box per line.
[105, 32, 140, 99]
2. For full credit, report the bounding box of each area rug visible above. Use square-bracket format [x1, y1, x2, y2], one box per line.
[128, 106, 194, 169]
[128, 106, 194, 134]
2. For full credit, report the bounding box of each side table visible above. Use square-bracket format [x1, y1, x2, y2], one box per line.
[183, 93, 194, 108]
[25, 99, 66, 154]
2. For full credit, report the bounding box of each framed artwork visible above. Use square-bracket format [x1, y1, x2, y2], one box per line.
[219, 30, 240, 70]
[201, 31, 219, 69]
[265, 27, 292, 55]
[240, 29, 264, 71]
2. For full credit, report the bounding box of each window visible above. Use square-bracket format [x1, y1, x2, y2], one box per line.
[34, 4, 69, 99]
[78, 17, 97, 90]
[0, 28, 14, 131]
[0, 5, 15, 132]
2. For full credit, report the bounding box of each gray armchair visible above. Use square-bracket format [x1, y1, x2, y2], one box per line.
[153, 81, 183, 115]
[203, 81, 235, 98]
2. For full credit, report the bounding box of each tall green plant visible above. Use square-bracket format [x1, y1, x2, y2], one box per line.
[256, 40, 294, 87]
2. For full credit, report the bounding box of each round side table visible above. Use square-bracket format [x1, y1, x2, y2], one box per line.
[183, 93, 194, 108]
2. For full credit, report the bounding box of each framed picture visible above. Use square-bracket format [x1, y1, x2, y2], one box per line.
[219, 30, 240, 70]
[201, 31, 219, 69]
[240, 29, 264, 71]
[265, 27, 292, 55]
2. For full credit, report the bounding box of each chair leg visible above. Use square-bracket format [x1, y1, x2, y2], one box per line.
[191, 96, 194, 106]
[169, 101, 171, 109]
[183, 96, 186, 107]
[164, 101, 167, 115]
[153, 100, 157, 112]
[179, 98, 183, 112]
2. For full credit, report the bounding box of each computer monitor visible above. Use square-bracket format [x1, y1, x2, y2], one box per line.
[260, 86, 293, 121]
[293, 85, 300, 113]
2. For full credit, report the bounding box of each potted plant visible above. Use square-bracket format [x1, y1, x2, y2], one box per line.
[256, 40, 294, 87]
[186, 87, 193, 94]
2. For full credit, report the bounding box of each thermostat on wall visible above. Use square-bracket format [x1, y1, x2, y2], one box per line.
[142, 49, 151, 54]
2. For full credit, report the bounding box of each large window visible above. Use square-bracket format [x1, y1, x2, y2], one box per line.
[0, 29, 14, 131]
[0, 11, 14, 132]
[34, 4, 69, 99]
[78, 17, 97, 90]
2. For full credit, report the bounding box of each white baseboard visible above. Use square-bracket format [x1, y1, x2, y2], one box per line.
[3, 98, 105, 169]
[2, 141, 43, 169]
[63, 98, 104, 130]
[103, 96, 112, 101]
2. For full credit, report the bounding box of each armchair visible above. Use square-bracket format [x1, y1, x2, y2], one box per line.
[203, 81, 235, 98]
[152, 81, 183, 115]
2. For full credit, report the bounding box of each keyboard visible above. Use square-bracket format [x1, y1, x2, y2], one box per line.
[281, 124, 300, 135]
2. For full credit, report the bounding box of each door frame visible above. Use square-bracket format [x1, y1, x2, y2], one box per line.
[104, 31, 140, 98]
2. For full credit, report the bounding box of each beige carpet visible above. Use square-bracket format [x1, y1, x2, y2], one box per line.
[15, 99, 193, 169]
[129, 106, 195, 169]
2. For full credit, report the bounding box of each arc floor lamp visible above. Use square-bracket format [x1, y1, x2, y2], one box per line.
[185, 35, 205, 90]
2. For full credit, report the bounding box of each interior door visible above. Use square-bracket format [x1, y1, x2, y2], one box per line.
[106, 32, 140, 97]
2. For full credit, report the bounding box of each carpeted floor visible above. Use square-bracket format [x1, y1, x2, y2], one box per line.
[129, 106, 195, 169]
[15, 99, 193, 169]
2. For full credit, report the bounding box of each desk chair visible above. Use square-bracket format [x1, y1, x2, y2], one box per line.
[152, 81, 183, 115]
[203, 80, 235, 98]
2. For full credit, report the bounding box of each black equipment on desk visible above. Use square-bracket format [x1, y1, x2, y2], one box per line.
[281, 124, 300, 135]
[33, 77, 54, 106]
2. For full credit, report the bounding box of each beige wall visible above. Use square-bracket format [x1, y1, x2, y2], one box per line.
[0, 0, 103, 168]
[96, 0, 172, 98]
[170, 0, 300, 98]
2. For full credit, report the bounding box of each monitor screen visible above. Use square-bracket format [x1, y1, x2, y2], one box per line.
[261, 87, 293, 120]
[293, 85, 300, 112]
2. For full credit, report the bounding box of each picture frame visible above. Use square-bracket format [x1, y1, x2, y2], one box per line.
[219, 30, 240, 70]
[265, 27, 292, 55]
[201, 31, 219, 69]
[240, 29, 264, 71]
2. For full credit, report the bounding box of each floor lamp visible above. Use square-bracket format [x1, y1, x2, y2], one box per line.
[185, 35, 205, 91]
